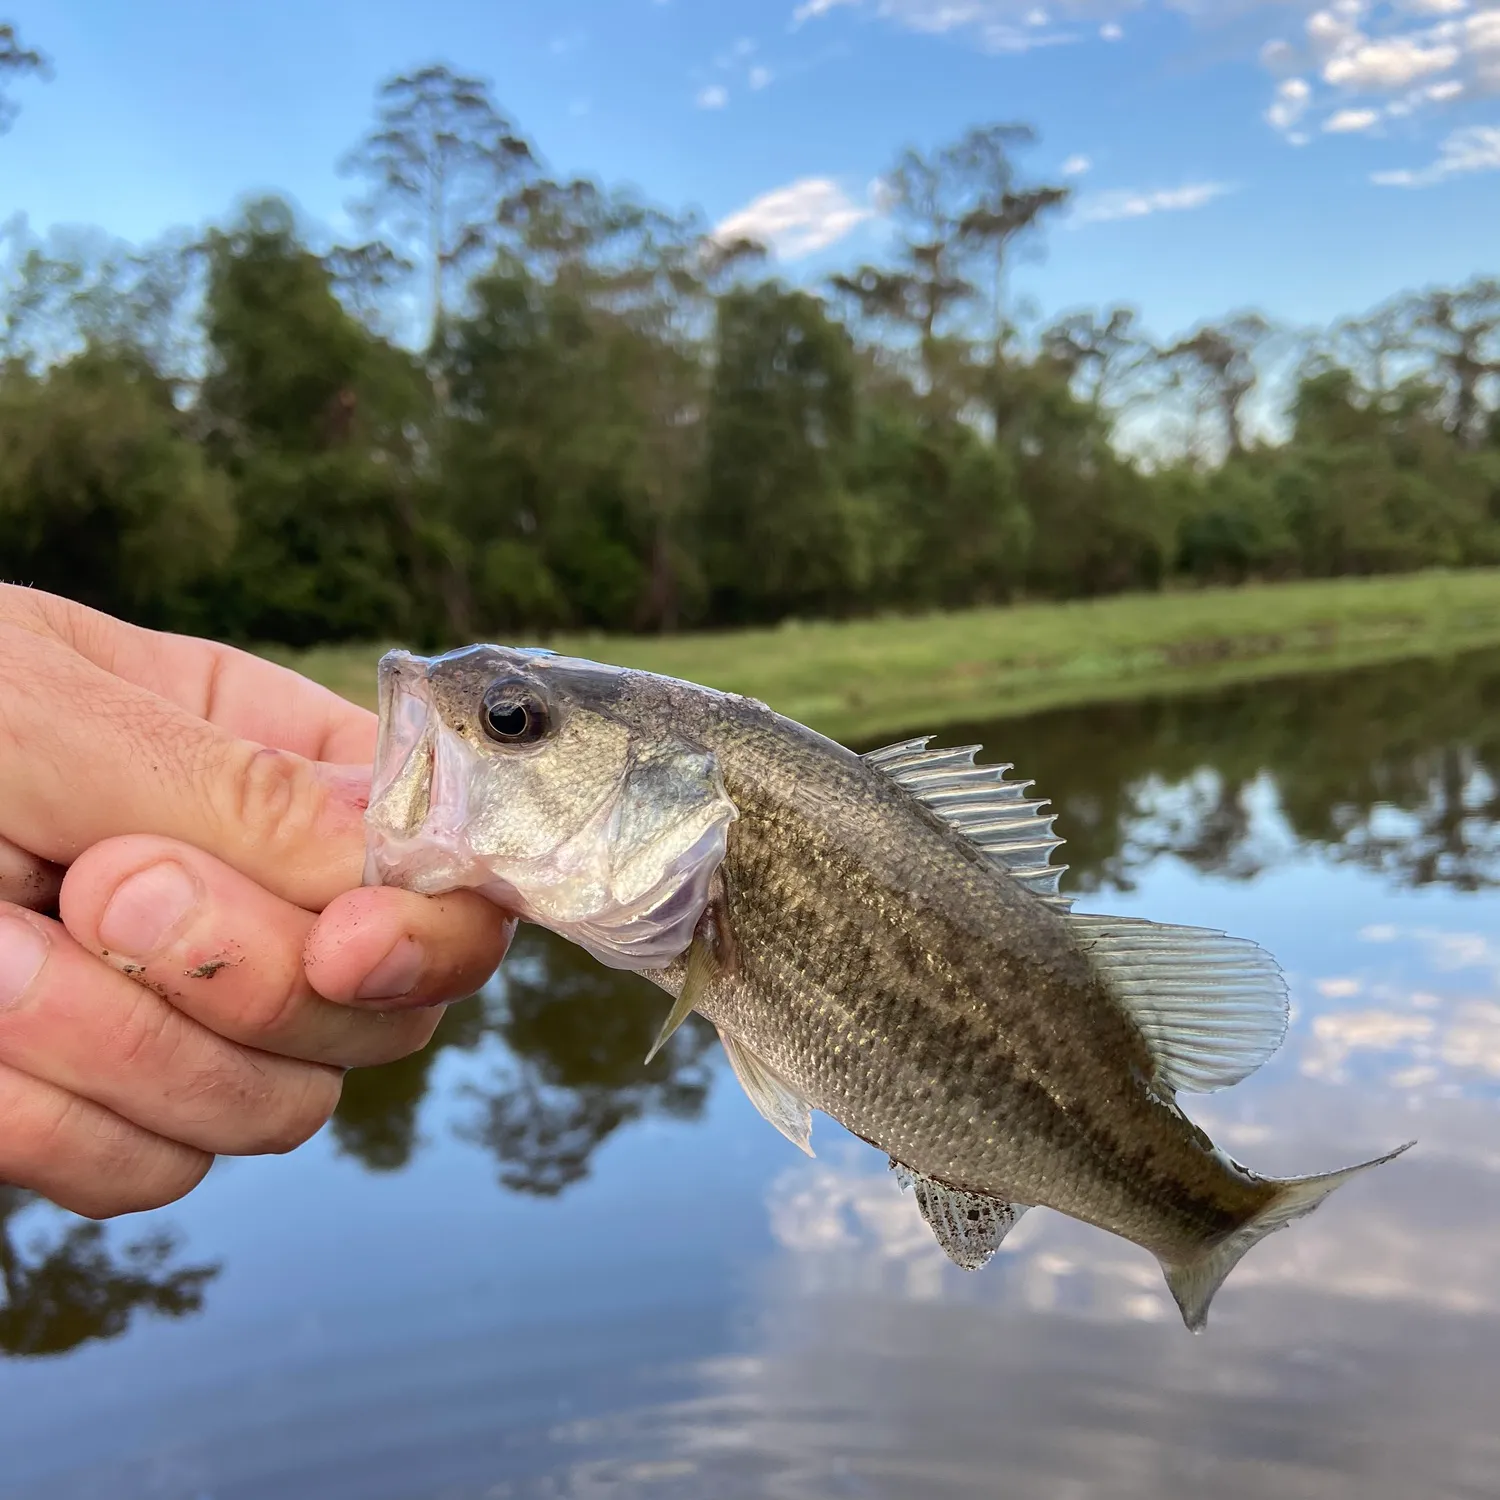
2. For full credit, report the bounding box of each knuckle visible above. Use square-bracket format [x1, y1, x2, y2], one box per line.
[107, 990, 183, 1072]
[221, 746, 316, 852]
[238, 971, 310, 1047]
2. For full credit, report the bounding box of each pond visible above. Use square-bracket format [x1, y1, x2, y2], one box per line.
[3, 649, 1499, 1499]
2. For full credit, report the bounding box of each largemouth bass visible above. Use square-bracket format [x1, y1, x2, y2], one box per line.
[364, 645, 1412, 1332]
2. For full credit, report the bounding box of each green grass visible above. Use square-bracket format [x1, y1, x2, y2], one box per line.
[276, 568, 1500, 743]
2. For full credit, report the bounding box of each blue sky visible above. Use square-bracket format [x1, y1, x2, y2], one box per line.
[4, 0, 1497, 344]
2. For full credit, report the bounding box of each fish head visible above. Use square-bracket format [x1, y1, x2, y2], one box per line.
[363, 645, 737, 970]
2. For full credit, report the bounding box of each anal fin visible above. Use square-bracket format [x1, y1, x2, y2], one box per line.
[718, 1029, 814, 1157]
[891, 1161, 1029, 1270]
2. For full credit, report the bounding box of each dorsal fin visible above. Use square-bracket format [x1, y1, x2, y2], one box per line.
[864, 737, 1070, 910]
[1067, 913, 1290, 1094]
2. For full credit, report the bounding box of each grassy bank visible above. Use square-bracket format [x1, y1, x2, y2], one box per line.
[280, 568, 1500, 743]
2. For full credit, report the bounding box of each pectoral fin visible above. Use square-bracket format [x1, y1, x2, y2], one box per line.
[718, 1029, 814, 1156]
[644, 937, 717, 1065]
[644, 873, 737, 1065]
[892, 1161, 1029, 1270]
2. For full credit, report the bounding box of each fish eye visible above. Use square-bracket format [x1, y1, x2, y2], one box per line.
[480, 679, 551, 746]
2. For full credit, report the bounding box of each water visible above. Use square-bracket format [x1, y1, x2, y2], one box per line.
[4, 650, 1500, 1499]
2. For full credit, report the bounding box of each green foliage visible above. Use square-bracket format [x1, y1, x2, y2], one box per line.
[2, 58, 1498, 646]
[0, 348, 232, 627]
[700, 282, 862, 622]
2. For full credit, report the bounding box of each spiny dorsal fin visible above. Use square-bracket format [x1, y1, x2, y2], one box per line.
[1068, 913, 1289, 1094]
[864, 737, 1070, 910]
[718, 1028, 814, 1156]
[891, 1161, 1029, 1270]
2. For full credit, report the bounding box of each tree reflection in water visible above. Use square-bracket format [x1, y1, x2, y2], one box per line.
[0, 1186, 218, 1358]
[931, 648, 1500, 896]
[458, 927, 716, 1197]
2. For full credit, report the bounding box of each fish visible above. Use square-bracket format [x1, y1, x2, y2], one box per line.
[363, 644, 1413, 1332]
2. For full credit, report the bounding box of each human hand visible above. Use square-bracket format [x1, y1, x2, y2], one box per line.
[0, 586, 515, 1217]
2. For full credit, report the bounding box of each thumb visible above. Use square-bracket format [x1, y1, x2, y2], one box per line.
[0, 621, 373, 912]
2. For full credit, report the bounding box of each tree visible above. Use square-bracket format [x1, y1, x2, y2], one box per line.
[946, 124, 1069, 380]
[340, 63, 535, 349]
[1041, 306, 1151, 414]
[199, 198, 442, 644]
[0, 223, 203, 385]
[1404, 278, 1500, 450]
[0, 348, 234, 629]
[831, 124, 1067, 419]
[1157, 312, 1276, 461]
[701, 282, 861, 622]
[0, 21, 48, 135]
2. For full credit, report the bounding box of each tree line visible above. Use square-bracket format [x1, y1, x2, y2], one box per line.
[2, 38, 1499, 646]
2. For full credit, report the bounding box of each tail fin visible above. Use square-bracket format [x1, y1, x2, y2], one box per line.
[1159, 1141, 1415, 1333]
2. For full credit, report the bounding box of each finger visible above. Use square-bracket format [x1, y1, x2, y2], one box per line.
[4, 584, 378, 762]
[0, 833, 63, 913]
[0, 1061, 212, 1218]
[59, 837, 450, 1068]
[0, 907, 342, 1156]
[303, 885, 516, 1009]
[0, 616, 370, 910]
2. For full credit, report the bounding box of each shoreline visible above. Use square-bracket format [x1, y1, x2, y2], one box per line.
[279, 568, 1500, 742]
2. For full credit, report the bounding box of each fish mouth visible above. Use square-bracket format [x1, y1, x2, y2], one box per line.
[363, 650, 487, 894]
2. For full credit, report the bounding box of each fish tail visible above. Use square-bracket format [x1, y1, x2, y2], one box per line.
[1158, 1140, 1415, 1334]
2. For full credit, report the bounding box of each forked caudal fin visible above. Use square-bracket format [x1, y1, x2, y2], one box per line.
[1159, 1140, 1415, 1333]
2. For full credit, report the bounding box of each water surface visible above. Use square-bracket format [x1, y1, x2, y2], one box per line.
[4, 650, 1499, 1499]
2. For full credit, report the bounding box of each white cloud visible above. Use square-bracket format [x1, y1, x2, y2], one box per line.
[1467, 7, 1500, 89]
[1100, 21, 1123, 39]
[749, 64, 773, 89]
[1323, 36, 1460, 88]
[696, 84, 729, 109]
[1267, 76, 1312, 131]
[1261, 37, 1298, 72]
[1259, 0, 1496, 148]
[1072, 180, 1234, 224]
[714, 177, 876, 258]
[790, 0, 1082, 53]
[1060, 153, 1092, 175]
[791, 0, 859, 23]
[1372, 122, 1500, 183]
[1324, 104, 1382, 128]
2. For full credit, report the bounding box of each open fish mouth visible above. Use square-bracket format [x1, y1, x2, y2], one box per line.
[363, 650, 489, 895]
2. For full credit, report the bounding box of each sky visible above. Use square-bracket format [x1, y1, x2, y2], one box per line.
[3, 0, 1497, 345]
